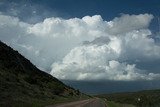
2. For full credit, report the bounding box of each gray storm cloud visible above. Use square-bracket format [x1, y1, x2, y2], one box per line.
[0, 13, 160, 80]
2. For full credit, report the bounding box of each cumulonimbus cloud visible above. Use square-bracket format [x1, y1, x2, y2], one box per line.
[0, 13, 160, 81]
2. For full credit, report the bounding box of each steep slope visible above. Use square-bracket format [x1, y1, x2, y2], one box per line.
[0, 41, 82, 106]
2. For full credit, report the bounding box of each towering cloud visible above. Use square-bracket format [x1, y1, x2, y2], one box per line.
[0, 13, 160, 80]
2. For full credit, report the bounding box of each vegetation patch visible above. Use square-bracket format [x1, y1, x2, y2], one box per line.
[98, 89, 160, 107]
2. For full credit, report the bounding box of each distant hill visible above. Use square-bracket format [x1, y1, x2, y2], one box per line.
[97, 89, 160, 107]
[0, 41, 85, 107]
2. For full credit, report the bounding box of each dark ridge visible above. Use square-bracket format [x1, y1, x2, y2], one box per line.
[0, 41, 83, 106]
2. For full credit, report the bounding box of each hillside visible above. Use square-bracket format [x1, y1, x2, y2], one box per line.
[98, 89, 160, 107]
[0, 41, 84, 107]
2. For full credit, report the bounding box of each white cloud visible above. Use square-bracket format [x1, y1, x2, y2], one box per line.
[50, 44, 160, 81]
[106, 14, 153, 35]
[0, 13, 160, 81]
[121, 29, 160, 61]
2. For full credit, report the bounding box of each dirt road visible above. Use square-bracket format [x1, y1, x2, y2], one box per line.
[47, 98, 106, 107]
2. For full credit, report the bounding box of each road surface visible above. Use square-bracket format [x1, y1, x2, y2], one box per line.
[47, 98, 107, 107]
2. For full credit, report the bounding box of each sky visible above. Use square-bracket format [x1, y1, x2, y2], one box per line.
[0, 0, 160, 94]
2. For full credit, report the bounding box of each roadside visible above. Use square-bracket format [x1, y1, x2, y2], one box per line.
[106, 101, 136, 107]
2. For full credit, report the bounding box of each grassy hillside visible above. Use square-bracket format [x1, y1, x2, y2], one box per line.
[0, 41, 87, 107]
[98, 89, 160, 107]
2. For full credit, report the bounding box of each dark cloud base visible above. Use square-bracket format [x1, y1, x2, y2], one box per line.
[63, 80, 160, 94]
